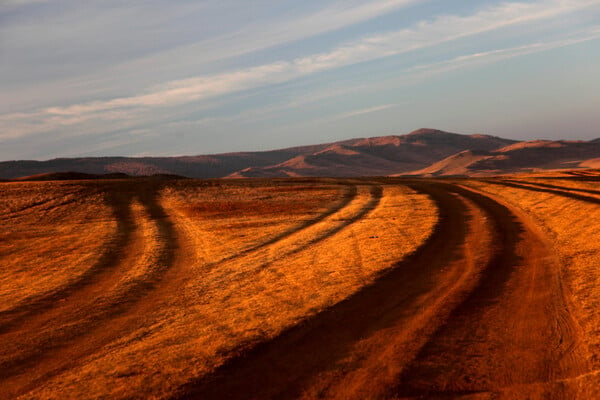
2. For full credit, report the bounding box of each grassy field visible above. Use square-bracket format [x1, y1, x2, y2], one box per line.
[1, 175, 599, 399]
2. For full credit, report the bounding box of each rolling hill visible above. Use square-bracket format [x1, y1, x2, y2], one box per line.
[1, 129, 599, 179]
[408, 139, 600, 176]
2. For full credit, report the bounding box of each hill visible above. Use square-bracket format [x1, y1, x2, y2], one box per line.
[230, 129, 515, 177]
[1, 129, 599, 179]
[407, 139, 600, 176]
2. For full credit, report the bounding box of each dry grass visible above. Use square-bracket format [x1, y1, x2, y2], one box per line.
[160, 181, 348, 263]
[8, 176, 600, 399]
[0, 182, 116, 314]
[2, 180, 436, 399]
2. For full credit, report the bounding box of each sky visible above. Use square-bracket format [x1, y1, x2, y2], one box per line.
[1, 0, 600, 160]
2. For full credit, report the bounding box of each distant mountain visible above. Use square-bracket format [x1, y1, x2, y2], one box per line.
[9, 171, 185, 182]
[407, 139, 600, 176]
[1, 129, 599, 179]
[230, 129, 515, 177]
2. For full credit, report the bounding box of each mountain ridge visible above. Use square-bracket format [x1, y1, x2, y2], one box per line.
[2, 128, 599, 179]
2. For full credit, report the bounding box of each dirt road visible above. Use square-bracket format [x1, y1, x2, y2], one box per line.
[171, 181, 592, 400]
[0, 179, 594, 399]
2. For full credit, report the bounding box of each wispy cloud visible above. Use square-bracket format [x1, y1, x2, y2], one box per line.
[400, 29, 600, 81]
[2, 0, 599, 142]
[113, 27, 600, 138]
[226, 28, 600, 128]
[206, 0, 422, 59]
[1, 0, 420, 109]
[327, 104, 401, 122]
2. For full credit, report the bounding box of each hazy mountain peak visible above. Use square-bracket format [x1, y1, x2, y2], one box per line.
[405, 128, 452, 136]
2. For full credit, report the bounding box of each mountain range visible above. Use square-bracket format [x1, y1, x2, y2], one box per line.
[2, 129, 599, 180]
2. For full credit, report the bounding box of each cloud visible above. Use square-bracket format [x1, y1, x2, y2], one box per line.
[327, 104, 401, 121]
[291, 0, 600, 74]
[402, 30, 600, 80]
[116, 25, 600, 138]
[2, 0, 600, 142]
[215, 0, 422, 58]
[216, 28, 600, 128]
[1, 0, 420, 106]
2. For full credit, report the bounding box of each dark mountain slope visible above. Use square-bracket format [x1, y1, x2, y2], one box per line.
[230, 129, 516, 177]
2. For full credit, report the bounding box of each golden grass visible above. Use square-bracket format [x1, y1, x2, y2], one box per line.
[160, 181, 347, 263]
[15, 181, 437, 399]
[0, 182, 116, 313]
[5, 177, 600, 399]
[6, 176, 600, 399]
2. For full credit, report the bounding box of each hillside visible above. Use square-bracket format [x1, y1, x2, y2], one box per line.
[408, 139, 600, 176]
[230, 129, 515, 177]
[2, 129, 600, 179]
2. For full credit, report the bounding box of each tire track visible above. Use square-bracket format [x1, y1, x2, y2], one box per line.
[394, 183, 590, 398]
[485, 179, 600, 205]
[193, 185, 382, 295]
[225, 183, 359, 261]
[1, 181, 353, 338]
[169, 182, 486, 400]
[259, 185, 382, 268]
[183, 183, 359, 272]
[504, 179, 600, 197]
[0, 183, 178, 397]
[2, 187, 98, 221]
[564, 171, 600, 180]
[0, 182, 361, 398]
[0, 186, 136, 333]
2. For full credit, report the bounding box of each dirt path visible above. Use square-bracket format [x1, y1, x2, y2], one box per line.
[1, 180, 591, 399]
[174, 183, 361, 275]
[183, 184, 383, 304]
[0, 183, 179, 398]
[221, 183, 359, 262]
[395, 183, 591, 399]
[169, 182, 493, 399]
[171, 181, 590, 400]
[0, 185, 136, 333]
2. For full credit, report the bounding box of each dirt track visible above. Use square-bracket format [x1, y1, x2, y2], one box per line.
[167, 181, 591, 399]
[0, 178, 597, 399]
[395, 183, 590, 399]
[0, 181, 374, 398]
[0, 183, 181, 397]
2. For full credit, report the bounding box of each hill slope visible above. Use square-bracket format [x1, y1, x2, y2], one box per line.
[407, 139, 600, 176]
[230, 129, 516, 177]
[1, 129, 599, 179]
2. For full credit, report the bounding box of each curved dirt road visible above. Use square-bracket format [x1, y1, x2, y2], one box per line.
[171, 180, 591, 400]
[395, 183, 590, 399]
[0, 179, 593, 399]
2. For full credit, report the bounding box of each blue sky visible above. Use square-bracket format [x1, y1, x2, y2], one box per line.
[1, 0, 599, 160]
